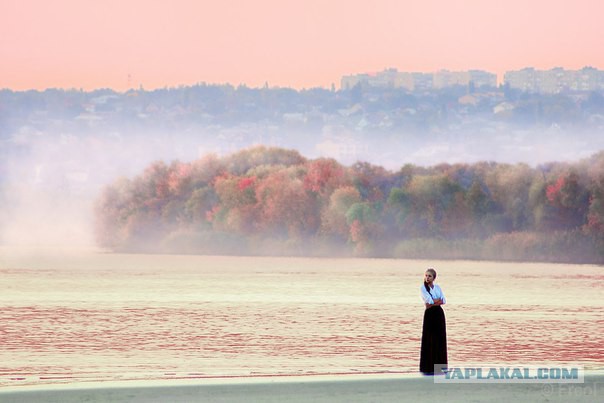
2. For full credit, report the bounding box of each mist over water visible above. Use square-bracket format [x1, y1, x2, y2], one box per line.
[1, 132, 199, 247]
[1, 132, 601, 249]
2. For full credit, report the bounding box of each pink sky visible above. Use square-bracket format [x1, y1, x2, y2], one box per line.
[1, 0, 602, 91]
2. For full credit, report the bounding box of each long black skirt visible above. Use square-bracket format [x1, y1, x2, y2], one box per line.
[419, 305, 448, 374]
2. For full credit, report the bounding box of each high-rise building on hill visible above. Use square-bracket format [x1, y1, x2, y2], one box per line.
[342, 67, 603, 93]
[504, 67, 604, 93]
[341, 68, 495, 91]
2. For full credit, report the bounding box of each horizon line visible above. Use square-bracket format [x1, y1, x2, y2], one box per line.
[3, 65, 604, 93]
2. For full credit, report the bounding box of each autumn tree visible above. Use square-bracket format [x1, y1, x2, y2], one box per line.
[346, 201, 383, 255]
[321, 186, 362, 240]
[223, 146, 305, 175]
[303, 158, 348, 199]
[349, 161, 391, 202]
[405, 174, 464, 237]
[544, 171, 589, 230]
[94, 178, 132, 249]
[254, 167, 319, 238]
[211, 174, 258, 234]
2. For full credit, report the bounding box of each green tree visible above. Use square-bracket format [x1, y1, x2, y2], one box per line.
[321, 186, 361, 239]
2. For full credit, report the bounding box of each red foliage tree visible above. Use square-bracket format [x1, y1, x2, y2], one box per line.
[545, 171, 588, 230]
[143, 161, 171, 200]
[213, 174, 258, 234]
[255, 169, 319, 238]
[303, 158, 348, 197]
[167, 162, 193, 196]
[546, 176, 565, 204]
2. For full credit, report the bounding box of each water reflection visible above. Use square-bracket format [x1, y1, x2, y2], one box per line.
[1, 249, 602, 386]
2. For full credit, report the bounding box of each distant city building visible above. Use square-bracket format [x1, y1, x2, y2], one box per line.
[573, 67, 602, 92]
[341, 68, 416, 91]
[504, 68, 537, 92]
[343, 66, 604, 93]
[341, 68, 495, 91]
[432, 70, 469, 89]
[432, 69, 496, 89]
[411, 72, 433, 91]
[504, 67, 604, 93]
[468, 70, 498, 88]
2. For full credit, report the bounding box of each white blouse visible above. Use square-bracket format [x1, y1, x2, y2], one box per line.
[420, 283, 446, 305]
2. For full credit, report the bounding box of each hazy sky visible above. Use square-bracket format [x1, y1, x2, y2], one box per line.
[1, 0, 602, 91]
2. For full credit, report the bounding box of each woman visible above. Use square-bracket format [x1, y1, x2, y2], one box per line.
[419, 268, 448, 374]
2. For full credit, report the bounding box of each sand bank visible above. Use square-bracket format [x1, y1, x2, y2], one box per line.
[1, 372, 602, 403]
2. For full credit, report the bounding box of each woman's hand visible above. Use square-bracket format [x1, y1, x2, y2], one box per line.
[425, 298, 442, 308]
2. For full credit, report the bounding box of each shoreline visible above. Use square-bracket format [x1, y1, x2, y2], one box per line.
[0, 372, 421, 390]
[1, 371, 603, 403]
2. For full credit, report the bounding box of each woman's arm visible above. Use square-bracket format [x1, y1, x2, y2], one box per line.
[420, 286, 433, 305]
[436, 285, 446, 305]
[425, 298, 443, 308]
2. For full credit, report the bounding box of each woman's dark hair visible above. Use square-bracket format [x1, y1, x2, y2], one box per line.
[424, 281, 433, 297]
[424, 268, 437, 296]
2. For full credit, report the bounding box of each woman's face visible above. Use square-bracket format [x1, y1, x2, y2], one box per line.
[424, 271, 434, 284]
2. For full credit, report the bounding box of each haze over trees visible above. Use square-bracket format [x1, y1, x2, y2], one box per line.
[94, 146, 604, 263]
[1, 83, 603, 251]
[2, 82, 604, 174]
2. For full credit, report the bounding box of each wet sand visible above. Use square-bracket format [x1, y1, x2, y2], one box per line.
[1, 372, 602, 403]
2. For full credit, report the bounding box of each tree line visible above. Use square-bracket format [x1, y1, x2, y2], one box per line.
[94, 146, 604, 263]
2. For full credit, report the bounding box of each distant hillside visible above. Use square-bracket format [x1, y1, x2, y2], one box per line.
[2, 84, 604, 171]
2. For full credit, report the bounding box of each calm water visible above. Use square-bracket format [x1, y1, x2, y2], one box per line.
[1, 247, 603, 387]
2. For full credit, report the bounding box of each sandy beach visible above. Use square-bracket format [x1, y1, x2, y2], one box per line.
[1, 372, 602, 403]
